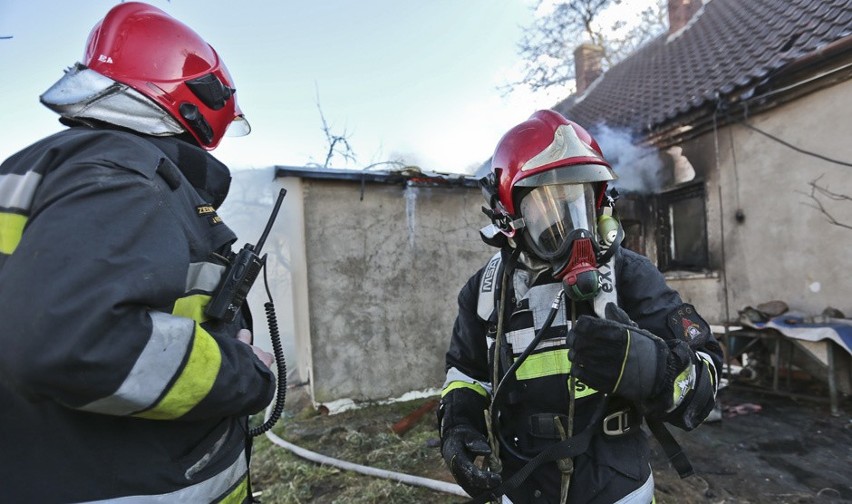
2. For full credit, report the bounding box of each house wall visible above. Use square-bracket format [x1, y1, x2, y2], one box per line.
[669, 79, 852, 323]
[297, 180, 493, 405]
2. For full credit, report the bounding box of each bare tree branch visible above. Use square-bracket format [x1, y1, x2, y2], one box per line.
[510, 0, 666, 93]
[313, 84, 357, 169]
[797, 175, 852, 230]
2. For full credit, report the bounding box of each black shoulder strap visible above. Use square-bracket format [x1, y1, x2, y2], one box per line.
[646, 419, 694, 478]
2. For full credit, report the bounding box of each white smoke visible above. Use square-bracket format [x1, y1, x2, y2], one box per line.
[591, 124, 666, 194]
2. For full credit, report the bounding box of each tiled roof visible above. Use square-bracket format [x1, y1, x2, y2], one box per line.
[556, 0, 852, 139]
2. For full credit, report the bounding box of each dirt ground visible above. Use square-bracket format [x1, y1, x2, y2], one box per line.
[250, 382, 851, 504]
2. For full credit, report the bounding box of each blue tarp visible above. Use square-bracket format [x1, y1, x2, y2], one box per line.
[743, 312, 852, 356]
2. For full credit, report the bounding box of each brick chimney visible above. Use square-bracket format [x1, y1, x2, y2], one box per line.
[668, 0, 702, 34]
[574, 43, 604, 94]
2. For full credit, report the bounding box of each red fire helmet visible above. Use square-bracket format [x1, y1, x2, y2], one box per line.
[483, 110, 616, 239]
[82, 2, 248, 149]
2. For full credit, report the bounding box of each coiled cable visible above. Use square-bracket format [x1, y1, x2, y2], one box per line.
[250, 264, 287, 437]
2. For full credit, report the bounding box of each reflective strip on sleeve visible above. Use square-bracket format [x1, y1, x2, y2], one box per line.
[172, 262, 226, 324]
[84, 451, 248, 503]
[696, 350, 718, 390]
[0, 171, 41, 210]
[442, 367, 492, 398]
[79, 312, 194, 415]
[135, 323, 222, 420]
[0, 212, 26, 255]
[670, 362, 697, 412]
[172, 294, 212, 324]
[185, 261, 226, 293]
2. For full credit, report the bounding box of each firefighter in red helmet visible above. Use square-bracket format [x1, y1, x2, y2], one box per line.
[0, 3, 274, 502]
[439, 110, 723, 503]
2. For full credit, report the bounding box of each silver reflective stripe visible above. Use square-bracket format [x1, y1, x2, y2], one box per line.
[696, 350, 719, 396]
[83, 451, 247, 503]
[613, 472, 654, 504]
[443, 366, 493, 395]
[526, 283, 566, 330]
[185, 261, 226, 293]
[79, 312, 194, 415]
[696, 351, 718, 380]
[477, 252, 502, 320]
[0, 171, 42, 210]
[506, 327, 570, 355]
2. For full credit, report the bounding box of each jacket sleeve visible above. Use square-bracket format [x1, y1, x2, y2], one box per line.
[617, 249, 723, 430]
[0, 162, 274, 421]
[439, 268, 493, 436]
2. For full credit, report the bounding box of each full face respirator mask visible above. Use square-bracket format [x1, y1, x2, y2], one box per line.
[519, 183, 605, 301]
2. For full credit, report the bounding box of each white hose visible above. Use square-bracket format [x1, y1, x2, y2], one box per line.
[264, 429, 469, 497]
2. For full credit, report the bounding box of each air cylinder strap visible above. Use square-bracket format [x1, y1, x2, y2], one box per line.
[646, 419, 694, 478]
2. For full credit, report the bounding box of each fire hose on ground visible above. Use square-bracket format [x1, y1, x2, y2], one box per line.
[261, 401, 469, 498]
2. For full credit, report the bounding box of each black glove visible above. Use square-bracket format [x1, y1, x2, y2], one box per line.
[441, 424, 502, 497]
[568, 302, 669, 403]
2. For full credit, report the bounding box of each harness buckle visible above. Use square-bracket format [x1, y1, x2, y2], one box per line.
[602, 409, 632, 436]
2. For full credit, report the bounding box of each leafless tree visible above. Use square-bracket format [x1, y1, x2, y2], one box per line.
[308, 86, 357, 169]
[510, 0, 666, 93]
[800, 175, 852, 230]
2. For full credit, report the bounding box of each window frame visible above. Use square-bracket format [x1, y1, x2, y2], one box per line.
[655, 181, 709, 272]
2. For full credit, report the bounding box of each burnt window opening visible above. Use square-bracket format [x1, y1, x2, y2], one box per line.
[656, 182, 709, 271]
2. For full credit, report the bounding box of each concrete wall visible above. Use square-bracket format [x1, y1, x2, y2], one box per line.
[297, 180, 493, 404]
[663, 79, 852, 323]
[218, 169, 494, 406]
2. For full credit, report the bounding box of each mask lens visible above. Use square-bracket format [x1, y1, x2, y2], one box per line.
[519, 183, 596, 259]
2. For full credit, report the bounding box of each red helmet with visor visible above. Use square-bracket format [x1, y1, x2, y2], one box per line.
[482, 110, 616, 252]
[82, 2, 249, 149]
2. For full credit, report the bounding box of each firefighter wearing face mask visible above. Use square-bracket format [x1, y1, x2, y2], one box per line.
[0, 3, 275, 502]
[438, 110, 723, 504]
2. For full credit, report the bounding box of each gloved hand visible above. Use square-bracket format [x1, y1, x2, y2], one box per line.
[568, 302, 669, 404]
[441, 424, 502, 497]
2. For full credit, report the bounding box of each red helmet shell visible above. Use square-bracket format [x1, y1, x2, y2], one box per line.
[490, 110, 615, 218]
[83, 2, 244, 149]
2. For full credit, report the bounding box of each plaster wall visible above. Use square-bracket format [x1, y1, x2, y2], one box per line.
[671, 79, 852, 322]
[299, 180, 493, 404]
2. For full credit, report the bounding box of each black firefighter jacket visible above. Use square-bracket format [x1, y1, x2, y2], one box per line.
[441, 247, 724, 503]
[0, 127, 275, 503]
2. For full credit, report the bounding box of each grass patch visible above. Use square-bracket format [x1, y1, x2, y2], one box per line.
[249, 397, 464, 504]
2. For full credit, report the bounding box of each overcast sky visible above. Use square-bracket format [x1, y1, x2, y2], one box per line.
[0, 0, 653, 174]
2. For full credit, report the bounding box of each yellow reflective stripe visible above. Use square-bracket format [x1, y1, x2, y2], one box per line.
[218, 475, 248, 504]
[515, 349, 571, 380]
[0, 212, 26, 254]
[173, 294, 212, 324]
[569, 377, 599, 399]
[672, 363, 695, 408]
[136, 325, 222, 420]
[442, 380, 488, 398]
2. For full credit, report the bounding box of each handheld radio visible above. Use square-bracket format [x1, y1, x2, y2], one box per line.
[205, 189, 287, 322]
